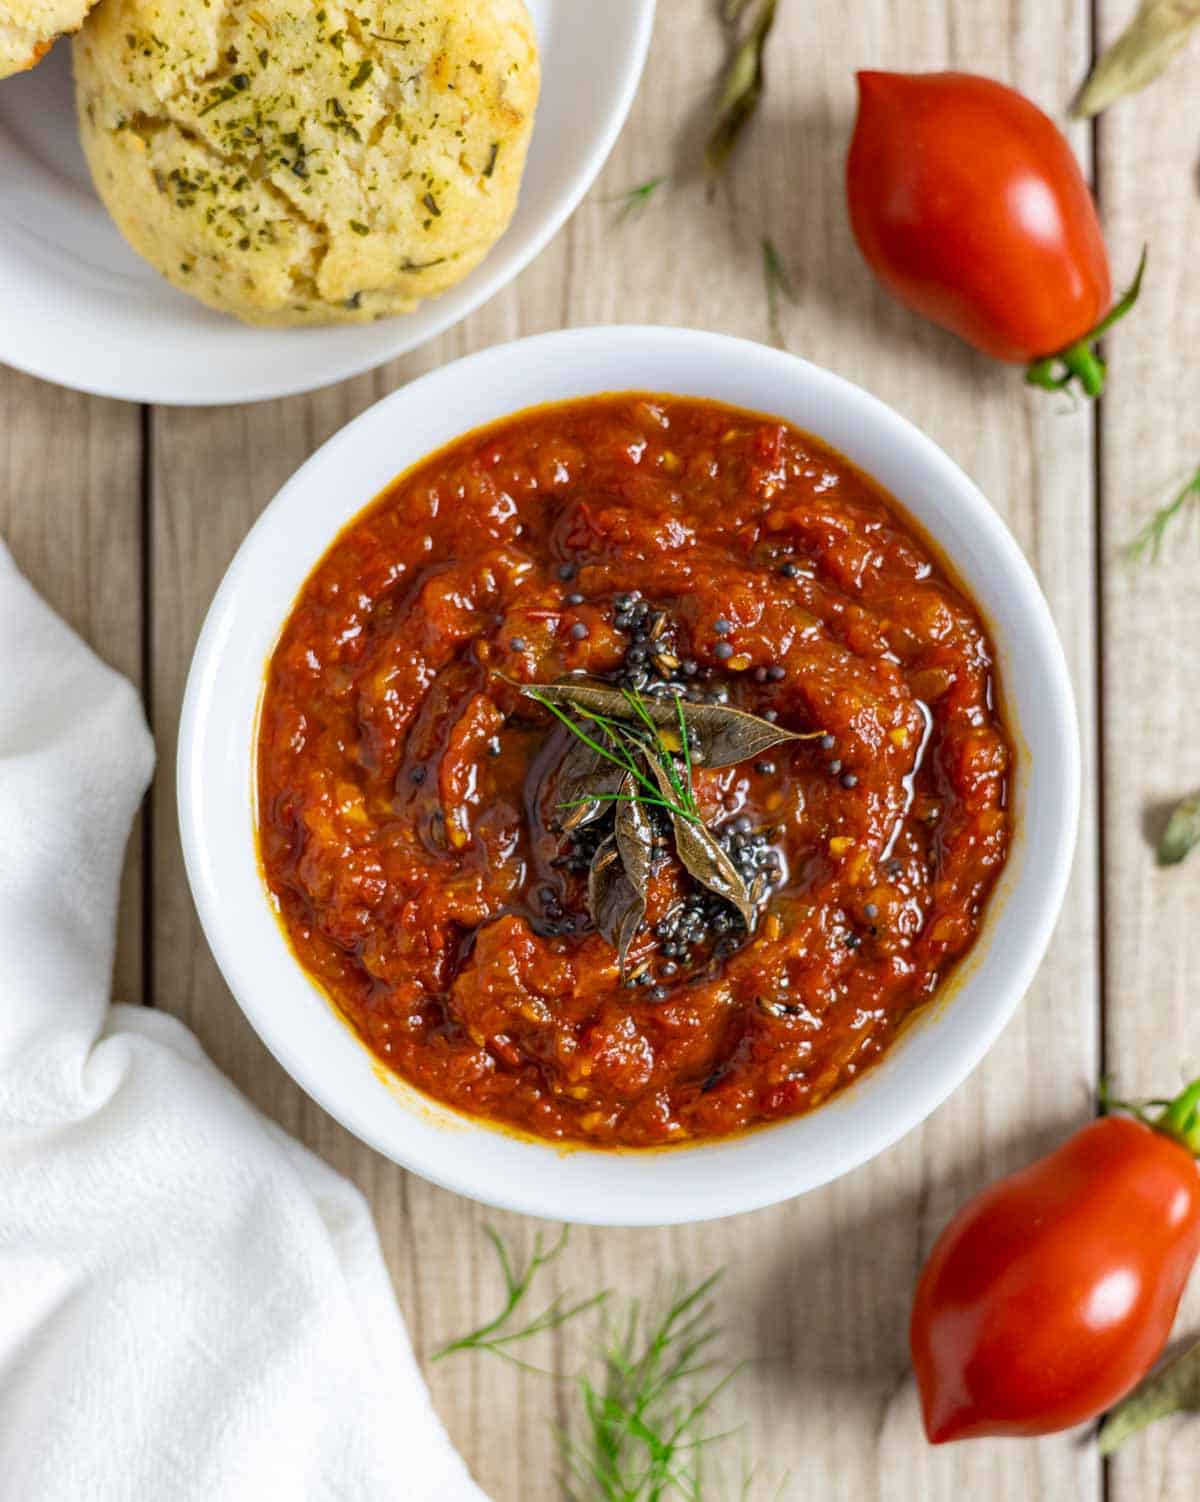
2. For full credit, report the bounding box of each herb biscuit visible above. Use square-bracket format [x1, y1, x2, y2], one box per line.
[74, 0, 539, 326]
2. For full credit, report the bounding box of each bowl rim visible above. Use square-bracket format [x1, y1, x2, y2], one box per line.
[178, 325, 1081, 1226]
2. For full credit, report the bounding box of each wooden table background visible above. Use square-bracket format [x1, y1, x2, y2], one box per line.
[4, 0, 1199, 1495]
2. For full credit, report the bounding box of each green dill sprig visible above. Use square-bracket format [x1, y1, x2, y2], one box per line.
[432, 1226, 609, 1371]
[761, 237, 797, 350]
[436, 1226, 784, 1499]
[563, 1273, 740, 1502]
[605, 176, 668, 223]
[524, 683, 702, 826]
[1127, 464, 1200, 562]
[503, 674, 805, 961]
[621, 687, 701, 821]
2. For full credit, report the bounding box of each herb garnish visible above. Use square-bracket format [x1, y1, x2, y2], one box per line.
[511, 676, 811, 974]
[606, 176, 667, 222]
[1159, 791, 1200, 866]
[706, 0, 777, 178]
[431, 1226, 608, 1371]
[1073, 0, 1200, 118]
[1128, 464, 1200, 562]
[564, 1273, 742, 1501]
[437, 1232, 768, 1500]
[762, 236, 797, 349]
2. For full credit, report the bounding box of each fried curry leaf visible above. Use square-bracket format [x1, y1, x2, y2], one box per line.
[587, 835, 646, 977]
[677, 699, 810, 768]
[520, 678, 811, 770]
[673, 813, 758, 932]
[1159, 792, 1200, 866]
[705, 0, 777, 176]
[614, 776, 655, 897]
[519, 678, 652, 721]
[1100, 1337, 1200, 1453]
[556, 734, 625, 831]
[649, 761, 757, 931]
[520, 676, 792, 962]
[1073, 0, 1200, 118]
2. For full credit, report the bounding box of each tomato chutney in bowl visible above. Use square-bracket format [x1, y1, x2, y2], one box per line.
[257, 395, 1011, 1148]
[179, 328, 1078, 1222]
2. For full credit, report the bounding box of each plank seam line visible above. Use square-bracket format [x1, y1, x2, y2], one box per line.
[1087, 2, 1113, 1500]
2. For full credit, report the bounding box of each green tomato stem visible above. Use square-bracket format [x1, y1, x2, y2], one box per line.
[1157, 1079, 1200, 1157]
[1024, 247, 1147, 401]
[1104, 1075, 1200, 1157]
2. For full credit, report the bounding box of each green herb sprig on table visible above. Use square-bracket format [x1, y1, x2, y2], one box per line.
[436, 1227, 769, 1501]
[1127, 464, 1200, 562]
[432, 1227, 609, 1371]
[563, 1273, 740, 1502]
[762, 237, 798, 350]
[606, 176, 668, 223]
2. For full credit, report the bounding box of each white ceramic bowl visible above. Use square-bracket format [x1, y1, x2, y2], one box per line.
[178, 327, 1080, 1226]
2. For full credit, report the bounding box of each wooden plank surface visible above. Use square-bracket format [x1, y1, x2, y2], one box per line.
[24, 0, 1200, 1494]
[1095, 5, 1200, 1495]
[146, 4, 1102, 1499]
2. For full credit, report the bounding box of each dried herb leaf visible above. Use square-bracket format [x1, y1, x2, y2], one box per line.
[1100, 1337, 1200, 1453]
[614, 777, 654, 897]
[521, 678, 810, 770]
[1073, 0, 1200, 117]
[556, 735, 625, 831]
[706, 0, 777, 176]
[1159, 792, 1200, 866]
[520, 678, 646, 718]
[677, 700, 808, 769]
[587, 835, 646, 976]
[673, 815, 758, 931]
[649, 762, 757, 930]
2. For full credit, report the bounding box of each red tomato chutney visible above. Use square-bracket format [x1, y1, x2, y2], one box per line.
[257, 395, 1012, 1148]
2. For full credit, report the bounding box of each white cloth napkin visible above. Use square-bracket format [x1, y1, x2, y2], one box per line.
[0, 542, 487, 1502]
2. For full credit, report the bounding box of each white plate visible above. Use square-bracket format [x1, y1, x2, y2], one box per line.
[0, 1, 655, 405]
[179, 327, 1081, 1226]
